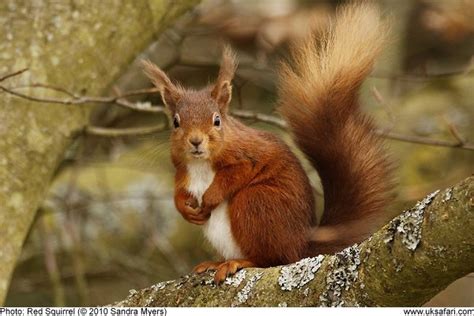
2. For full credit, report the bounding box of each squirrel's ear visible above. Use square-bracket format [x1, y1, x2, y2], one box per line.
[211, 80, 232, 111]
[161, 86, 181, 112]
[141, 60, 180, 112]
[211, 46, 237, 111]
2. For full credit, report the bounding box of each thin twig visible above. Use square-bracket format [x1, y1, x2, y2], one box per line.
[1, 69, 473, 150]
[85, 124, 167, 137]
[371, 86, 396, 132]
[12, 83, 78, 98]
[443, 116, 466, 146]
[372, 62, 474, 81]
[0, 82, 164, 113]
[231, 109, 287, 128]
[0, 68, 28, 82]
[232, 110, 474, 151]
[376, 130, 474, 151]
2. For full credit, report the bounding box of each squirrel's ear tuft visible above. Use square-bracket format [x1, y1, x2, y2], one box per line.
[216, 46, 238, 84]
[141, 59, 180, 112]
[211, 46, 237, 111]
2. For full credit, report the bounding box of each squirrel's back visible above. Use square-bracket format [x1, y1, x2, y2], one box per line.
[278, 3, 394, 254]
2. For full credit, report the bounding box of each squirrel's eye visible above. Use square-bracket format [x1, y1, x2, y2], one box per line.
[173, 114, 180, 129]
[213, 115, 221, 127]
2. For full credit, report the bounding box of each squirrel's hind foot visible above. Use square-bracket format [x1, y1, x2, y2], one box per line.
[193, 259, 256, 284]
[192, 260, 223, 274]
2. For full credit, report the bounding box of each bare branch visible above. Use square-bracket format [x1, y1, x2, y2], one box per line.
[85, 124, 167, 137]
[371, 57, 474, 81]
[371, 86, 396, 132]
[0, 71, 164, 113]
[12, 83, 79, 98]
[378, 130, 474, 151]
[0, 68, 28, 82]
[233, 110, 474, 151]
[1, 69, 473, 149]
[231, 109, 287, 128]
[444, 116, 466, 146]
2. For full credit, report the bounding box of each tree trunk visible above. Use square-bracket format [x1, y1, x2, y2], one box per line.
[113, 176, 473, 307]
[0, 0, 198, 305]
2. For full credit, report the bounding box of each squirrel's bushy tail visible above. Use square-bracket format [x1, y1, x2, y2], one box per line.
[278, 3, 394, 254]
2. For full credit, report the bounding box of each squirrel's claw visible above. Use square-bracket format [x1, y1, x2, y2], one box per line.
[214, 260, 257, 284]
[193, 260, 256, 285]
[192, 260, 223, 274]
[193, 260, 257, 284]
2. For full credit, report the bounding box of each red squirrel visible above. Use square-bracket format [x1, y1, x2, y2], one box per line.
[142, 3, 393, 284]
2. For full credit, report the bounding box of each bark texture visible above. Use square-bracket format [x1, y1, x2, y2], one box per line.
[0, 0, 198, 305]
[113, 176, 473, 307]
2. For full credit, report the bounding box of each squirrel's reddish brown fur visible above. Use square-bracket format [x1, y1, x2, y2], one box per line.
[142, 3, 394, 283]
[279, 3, 394, 253]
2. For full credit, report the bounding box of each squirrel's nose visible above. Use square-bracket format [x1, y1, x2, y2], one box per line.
[189, 138, 203, 148]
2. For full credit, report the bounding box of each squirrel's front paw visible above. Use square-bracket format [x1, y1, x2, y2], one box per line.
[180, 205, 210, 225]
[175, 195, 209, 225]
[185, 196, 199, 209]
[201, 191, 223, 214]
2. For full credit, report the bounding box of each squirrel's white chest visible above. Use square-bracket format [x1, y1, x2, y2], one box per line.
[186, 161, 243, 260]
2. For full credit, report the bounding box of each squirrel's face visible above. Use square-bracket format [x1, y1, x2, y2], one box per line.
[142, 47, 237, 163]
[169, 91, 226, 161]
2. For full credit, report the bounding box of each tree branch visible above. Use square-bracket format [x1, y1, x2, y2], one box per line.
[112, 176, 473, 307]
[375, 131, 474, 151]
[1, 71, 473, 150]
[0, 77, 164, 113]
[230, 111, 474, 151]
[84, 124, 168, 137]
